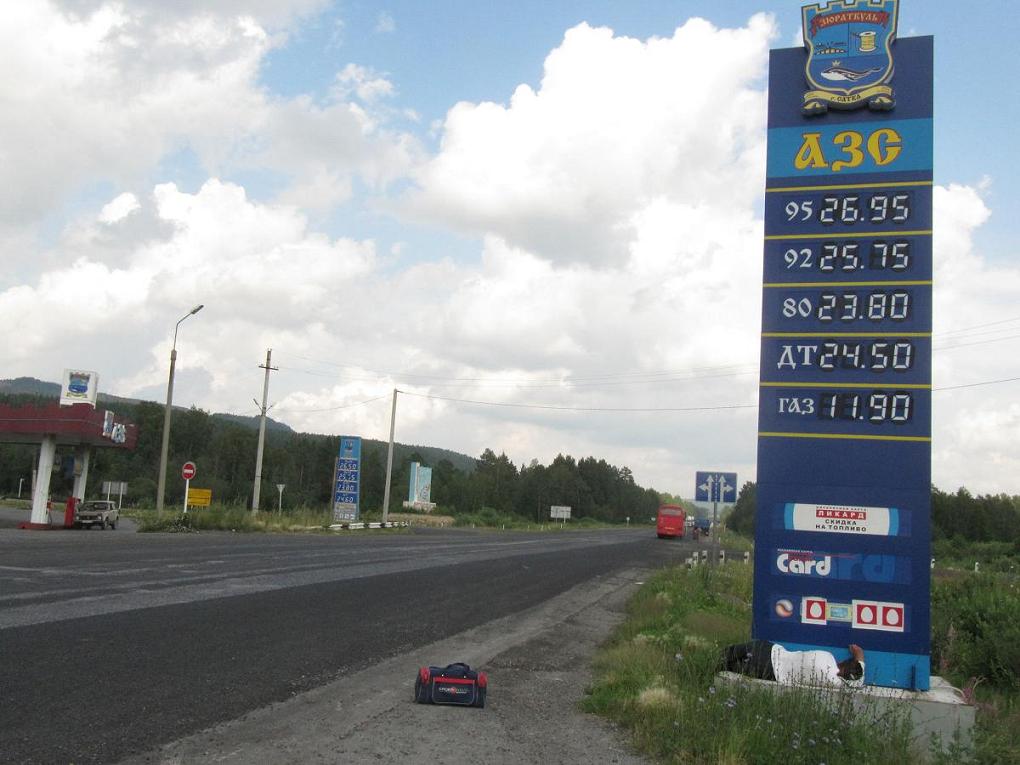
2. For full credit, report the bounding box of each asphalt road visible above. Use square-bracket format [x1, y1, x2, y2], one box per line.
[0, 523, 698, 764]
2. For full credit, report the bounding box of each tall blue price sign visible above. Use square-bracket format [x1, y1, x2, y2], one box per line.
[332, 436, 362, 522]
[753, 1, 932, 690]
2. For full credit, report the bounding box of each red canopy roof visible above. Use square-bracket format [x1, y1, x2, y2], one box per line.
[0, 402, 138, 448]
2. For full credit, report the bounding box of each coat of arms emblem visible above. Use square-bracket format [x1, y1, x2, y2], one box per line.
[801, 0, 898, 115]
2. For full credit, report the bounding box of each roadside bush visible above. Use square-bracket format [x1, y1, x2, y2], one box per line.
[133, 505, 334, 533]
[136, 513, 198, 533]
[932, 538, 1020, 573]
[931, 573, 1020, 690]
[453, 508, 533, 529]
[584, 564, 914, 764]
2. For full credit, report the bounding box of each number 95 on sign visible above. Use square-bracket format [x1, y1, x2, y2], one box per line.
[765, 187, 931, 235]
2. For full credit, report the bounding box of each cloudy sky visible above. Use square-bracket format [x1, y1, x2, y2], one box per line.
[3, 1, 1018, 498]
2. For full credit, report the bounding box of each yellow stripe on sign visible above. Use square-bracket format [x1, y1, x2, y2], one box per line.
[766, 230, 932, 241]
[762, 331, 931, 338]
[763, 280, 932, 288]
[766, 180, 933, 193]
[759, 431, 931, 442]
[760, 381, 932, 389]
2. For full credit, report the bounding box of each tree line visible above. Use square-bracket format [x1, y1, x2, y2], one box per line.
[0, 395, 664, 522]
[725, 481, 1020, 543]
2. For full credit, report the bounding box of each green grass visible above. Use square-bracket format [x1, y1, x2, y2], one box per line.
[451, 507, 621, 531]
[126, 504, 635, 533]
[130, 505, 342, 533]
[932, 538, 1020, 574]
[931, 572, 1020, 692]
[584, 564, 944, 764]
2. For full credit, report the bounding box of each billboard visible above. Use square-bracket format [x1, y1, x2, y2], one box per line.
[60, 369, 99, 408]
[408, 462, 433, 504]
[753, 1, 932, 691]
[332, 436, 361, 522]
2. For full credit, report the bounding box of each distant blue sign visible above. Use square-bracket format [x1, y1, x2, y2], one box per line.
[695, 472, 738, 503]
[332, 436, 361, 522]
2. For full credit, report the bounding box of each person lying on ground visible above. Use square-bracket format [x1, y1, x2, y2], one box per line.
[720, 640, 865, 688]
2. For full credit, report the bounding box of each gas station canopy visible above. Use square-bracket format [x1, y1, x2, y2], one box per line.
[0, 401, 138, 448]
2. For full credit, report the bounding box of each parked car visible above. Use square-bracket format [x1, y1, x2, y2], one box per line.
[75, 500, 118, 529]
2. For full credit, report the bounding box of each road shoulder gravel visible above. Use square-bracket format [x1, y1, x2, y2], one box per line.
[123, 567, 650, 765]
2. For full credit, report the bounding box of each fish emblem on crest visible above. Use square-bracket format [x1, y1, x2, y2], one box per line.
[801, 0, 898, 115]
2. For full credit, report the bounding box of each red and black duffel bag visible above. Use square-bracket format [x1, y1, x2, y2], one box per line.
[414, 663, 487, 707]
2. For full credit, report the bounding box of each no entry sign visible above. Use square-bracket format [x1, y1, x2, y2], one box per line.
[181, 461, 197, 480]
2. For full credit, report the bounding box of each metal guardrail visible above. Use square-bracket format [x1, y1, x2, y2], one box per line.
[327, 521, 409, 531]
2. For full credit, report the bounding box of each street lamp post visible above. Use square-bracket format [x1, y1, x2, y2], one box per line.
[156, 304, 204, 516]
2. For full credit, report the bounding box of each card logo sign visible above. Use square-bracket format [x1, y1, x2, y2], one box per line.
[774, 549, 908, 583]
[753, 7, 930, 690]
[801, 0, 899, 114]
[332, 436, 362, 522]
[783, 502, 900, 536]
[778, 550, 832, 576]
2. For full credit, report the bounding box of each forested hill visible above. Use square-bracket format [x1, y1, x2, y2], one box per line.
[0, 385, 663, 521]
[1, 377, 297, 434]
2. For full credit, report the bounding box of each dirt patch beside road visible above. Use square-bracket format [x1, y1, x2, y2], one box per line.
[125, 568, 650, 765]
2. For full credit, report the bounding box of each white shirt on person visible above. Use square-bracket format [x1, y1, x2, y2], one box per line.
[770, 643, 864, 688]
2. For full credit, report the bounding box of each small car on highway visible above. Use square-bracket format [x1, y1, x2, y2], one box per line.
[75, 500, 119, 529]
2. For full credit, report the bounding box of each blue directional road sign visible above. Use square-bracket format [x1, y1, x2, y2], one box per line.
[695, 472, 738, 503]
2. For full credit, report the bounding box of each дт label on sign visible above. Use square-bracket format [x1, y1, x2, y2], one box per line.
[752, 3, 932, 692]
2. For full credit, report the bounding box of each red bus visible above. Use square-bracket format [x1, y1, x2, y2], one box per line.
[656, 504, 686, 539]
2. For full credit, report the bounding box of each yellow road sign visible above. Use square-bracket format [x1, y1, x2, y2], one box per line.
[187, 488, 212, 507]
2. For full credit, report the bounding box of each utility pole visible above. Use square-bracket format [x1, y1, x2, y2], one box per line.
[156, 304, 204, 516]
[381, 388, 398, 524]
[251, 348, 277, 514]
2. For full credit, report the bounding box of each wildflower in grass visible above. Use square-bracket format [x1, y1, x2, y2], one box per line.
[697, 696, 705, 704]
[725, 696, 737, 709]
[808, 738, 816, 746]
[708, 685, 716, 694]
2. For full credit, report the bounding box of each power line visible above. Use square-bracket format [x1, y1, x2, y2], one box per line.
[399, 390, 756, 413]
[215, 372, 1020, 422]
[937, 315, 1020, 337]
[272, 393, 390, 414]
[275, 323, 1019, 393]
[274, 350, 757, 387]
[934, 376, 1020, 392]
[934, 332, 1020, 352]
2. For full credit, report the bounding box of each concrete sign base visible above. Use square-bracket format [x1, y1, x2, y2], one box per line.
[716, 671, 973, 761]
